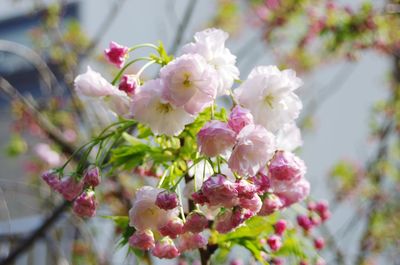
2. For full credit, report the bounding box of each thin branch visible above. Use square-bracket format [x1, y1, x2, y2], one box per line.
[0, 40, 63, 96]
[0, 200, 71, 265]
[169, 0, 198, 55]
[81, 0, 128, 59]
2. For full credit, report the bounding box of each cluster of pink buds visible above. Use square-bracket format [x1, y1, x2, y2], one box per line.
[41, 166, 101, 218]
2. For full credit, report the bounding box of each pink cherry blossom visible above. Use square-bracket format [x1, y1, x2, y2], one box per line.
[74, 67, 122, 97]
[158, 218, 184, 239]
[152, 239, 180, 259]
[160, 54, 218, 115]
[228, 124, 275, 176]
[183, 212, 209, 233]
[181, 28, 239, 96]
[104, 41, 129, 68]
[199, 174, 238, 207]
[178, 233, 207, 252]
[83, 167, 101, 187]
[228, 105, 254, 134]
[239, 194, 262, 213]
[197, 120, 236, 157]
[73, 191, 96, 217]
[130, 79, 194, 136]
[155, 190, 179, 210]
[215, 209, 236, 234]
[269, 151, 306, 184]
[258, 195, 283, 216]
[129, 186, 179, 231]
[274, 178, 310, 207]
[235, 179, 258, 199]
[129, 230, 155, 251]
[58, 176, 83, 201]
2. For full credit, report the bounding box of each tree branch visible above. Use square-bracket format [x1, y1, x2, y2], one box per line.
[169, 0, 198, 55]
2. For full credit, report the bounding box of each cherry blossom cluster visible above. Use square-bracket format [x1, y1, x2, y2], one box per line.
[40, 28, 317, 262]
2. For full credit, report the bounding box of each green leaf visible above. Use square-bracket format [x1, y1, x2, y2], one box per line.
[216, 216, 276, 243]
[100, 215, 129, 229]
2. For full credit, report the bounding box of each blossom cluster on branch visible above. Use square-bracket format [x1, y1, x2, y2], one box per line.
[40, 28, 328, 264]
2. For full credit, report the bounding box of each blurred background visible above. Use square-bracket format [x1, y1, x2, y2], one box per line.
[0, 0, 399, 264]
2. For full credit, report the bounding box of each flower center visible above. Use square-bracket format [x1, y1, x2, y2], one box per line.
[156, 102, 173, 114]
[182, 73, 192, 88]
[264, 94, 274, 108]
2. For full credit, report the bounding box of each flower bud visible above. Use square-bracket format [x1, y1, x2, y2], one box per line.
[41, 170, 60, 192]
[258, 195, 283, 216]
[197, 121, 236, 157]
[178, 233, 207, 252]
[58, 176, 83, 201]
[155, 190, 179, 210]
[267, 235, 282, 251]
[296, 214, 313, 231]
[158, 218, 184, 239]
[314, 237, 325, 250]
[228, 105, 254, 133]
[129, 230, 155, 251]
[104, 41, 129, 68]
[119, 74, 138, 94]
[73, 191, 96, 217]
[274, 219, 287, 235]
[184, 212, 209, 233]
[151, 239, 180, 259]
[83, 167, 101, 187]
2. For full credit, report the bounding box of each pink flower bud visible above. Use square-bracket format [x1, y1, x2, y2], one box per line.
[314, 237, 325, 250]
[215, 209, 235, 234]
[267, 235, 282, 251]
[201, 174, 238, 208]
[228, 105, 254, 133]
[178, 233, 207, 252]
[296, 215, 313, 231]
[191, 190, 209, 205]
[73, 191, 96, 217]
[269, 151, 306, 183]
[314, 200, 331, 221]
[239, 194, 262, 213]
[274, 219, 287, 235]
[236, 179, 257, 199]
[104, 41, 129, 68]
[258, 195, 283, 216]
[155, 190, 179, 210]
[58, 176, 83, 201]
[184, 212, 209, 233]
[275, 178, 310, 207]
[151, 239, 180, 259]
[250, 172, 271, 194]
[158, 218, 184, 239]
[129, 230, 155, 251]
[41, 170, 60, 191]
[197, 121, 236, 157]
[119, 74, 138, 94]
[231, 207, 254, 227]
[83, 167, 101, 187]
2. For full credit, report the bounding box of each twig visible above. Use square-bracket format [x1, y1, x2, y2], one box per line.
[169, 0, 198, 55]
[0, 76, 77, 156]
[0, 200, 71, 265]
